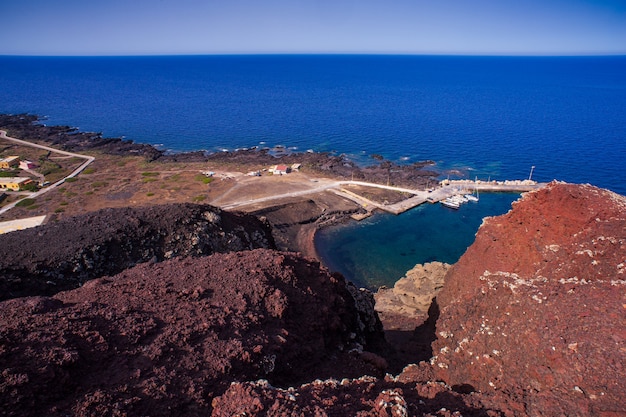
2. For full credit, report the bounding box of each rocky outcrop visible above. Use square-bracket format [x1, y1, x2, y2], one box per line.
[211, 371, 510, 417]
[432, 182, 626, 416]
[0, 249, 387, 417]
[375, 261, 451, 320]
[0, 203, 275, 300]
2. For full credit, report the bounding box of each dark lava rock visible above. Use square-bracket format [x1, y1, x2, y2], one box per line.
[0, 249, 387, 417]
[432, 182, 626, 416]
[0, 203, 275, 300]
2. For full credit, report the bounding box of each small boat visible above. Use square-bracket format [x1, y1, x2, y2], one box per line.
[441, 198, 461, 209]
[465, 193, 479, 202]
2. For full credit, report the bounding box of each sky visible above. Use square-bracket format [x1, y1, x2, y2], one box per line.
[1, 0, 625, 56]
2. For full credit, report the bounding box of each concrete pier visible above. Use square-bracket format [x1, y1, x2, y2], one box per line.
[357, 179, 547, 216]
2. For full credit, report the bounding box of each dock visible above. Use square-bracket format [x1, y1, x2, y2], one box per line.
[342, 179, 547, 216]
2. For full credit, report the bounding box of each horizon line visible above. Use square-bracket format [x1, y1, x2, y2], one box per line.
[1, 51, 626, 58]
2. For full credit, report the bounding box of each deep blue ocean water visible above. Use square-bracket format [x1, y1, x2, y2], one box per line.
[1, 55, 625, 287]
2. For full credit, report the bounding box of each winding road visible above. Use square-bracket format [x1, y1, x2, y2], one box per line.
[0, 130, 95, 215]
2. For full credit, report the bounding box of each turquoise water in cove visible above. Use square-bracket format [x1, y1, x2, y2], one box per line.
[1, 55, 625, 287]
[316, 193, 520, 289]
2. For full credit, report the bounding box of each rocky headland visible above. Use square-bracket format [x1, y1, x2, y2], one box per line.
[1, 181, 624, 416]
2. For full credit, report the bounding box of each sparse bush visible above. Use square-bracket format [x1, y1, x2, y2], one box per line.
[195, 174, 213, 184]
[15, 198, 36, 207]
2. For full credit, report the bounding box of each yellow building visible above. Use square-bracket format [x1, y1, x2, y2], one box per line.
[0, 156, 20, 169]
[0, 177, 33, 191]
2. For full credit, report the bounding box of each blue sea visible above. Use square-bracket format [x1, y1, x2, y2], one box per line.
[1, 55, 625, 287]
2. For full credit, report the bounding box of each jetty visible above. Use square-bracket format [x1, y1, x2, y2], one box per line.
[334, 179, 546, 215]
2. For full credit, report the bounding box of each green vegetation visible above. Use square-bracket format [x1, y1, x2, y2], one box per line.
[22, 182, 39, 192]
[60, 201, 68, 206]
[194, 174, 213, 184]
[91, 181, 109, 188]
[82, 167, 96, 174]
[0, 171, 19, 177]
[141, 172, 160, 183]
[15, 198, 36, 207]
[65, 177, 78, 183]
[54, 207, 65, 213]
[146, 192, 155, 197]
[193, 195, 206, 202]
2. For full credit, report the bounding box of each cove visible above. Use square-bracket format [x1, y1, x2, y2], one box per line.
[315, 192, 520, 289]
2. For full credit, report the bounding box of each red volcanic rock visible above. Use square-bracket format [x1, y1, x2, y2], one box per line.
[211, 374, 508, 417]
[0, 249, 385, 417]
[432, 182, 626, 416]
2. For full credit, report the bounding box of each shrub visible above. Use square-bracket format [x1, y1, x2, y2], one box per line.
[16, 198, 36, 207]
[195, 174, 213, 184]
[65, 177, 78, 183]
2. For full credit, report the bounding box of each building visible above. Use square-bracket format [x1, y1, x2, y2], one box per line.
[270, 164, 291, 175]
[19, 160, 38, 170]
[0, 177, 34, 191]
[0, 156, 20, 169]
[291, 163, 302, 171]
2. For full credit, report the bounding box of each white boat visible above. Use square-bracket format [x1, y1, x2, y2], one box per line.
[441, 198, 461, 209]
[465, 193, 479, 202]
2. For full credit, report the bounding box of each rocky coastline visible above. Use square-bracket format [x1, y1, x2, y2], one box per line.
[1, 115, 625, 415]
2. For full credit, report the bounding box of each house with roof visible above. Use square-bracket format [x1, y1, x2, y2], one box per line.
[0, 156, 20, 169]
[270, 164, 291, 175]
[0, 177, 34, 191]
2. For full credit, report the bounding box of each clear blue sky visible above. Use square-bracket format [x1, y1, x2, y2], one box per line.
[1, 0, 625, 55]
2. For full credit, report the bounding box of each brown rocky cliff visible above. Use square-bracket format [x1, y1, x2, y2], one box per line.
[432, 182, 626, 416]
[0, 203, 275, 300]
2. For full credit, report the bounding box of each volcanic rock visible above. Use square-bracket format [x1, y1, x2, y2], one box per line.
[375, 261, 451, 320]
[0, 203, 275, 300]
[432, 182, 626, 416]
[0, 249, 387, 417]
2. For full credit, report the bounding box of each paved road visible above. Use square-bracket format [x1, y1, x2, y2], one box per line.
[0, 130, 95, 216]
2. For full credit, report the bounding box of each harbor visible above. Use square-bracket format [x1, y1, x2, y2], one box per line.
[338, 178, 547, 216]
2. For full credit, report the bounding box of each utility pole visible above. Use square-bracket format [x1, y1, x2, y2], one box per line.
[529, 166, 535, 181]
